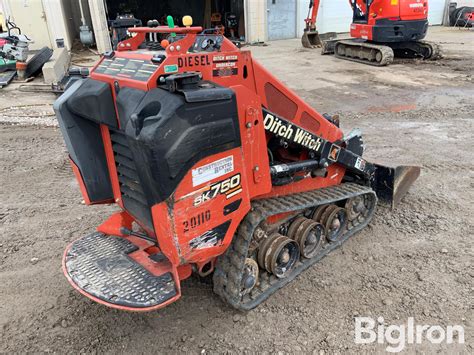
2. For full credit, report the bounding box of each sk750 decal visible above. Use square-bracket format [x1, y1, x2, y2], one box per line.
[194, 174, 242, 207]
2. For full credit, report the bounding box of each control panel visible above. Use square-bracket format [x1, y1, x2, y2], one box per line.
[191, 34, 224, 53]
[94, 57, 158, 82]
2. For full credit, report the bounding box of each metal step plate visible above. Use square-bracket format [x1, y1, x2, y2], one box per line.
[64, 233, 177, 309]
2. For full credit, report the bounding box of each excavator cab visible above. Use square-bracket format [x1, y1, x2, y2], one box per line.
[351, 0, 370, 23]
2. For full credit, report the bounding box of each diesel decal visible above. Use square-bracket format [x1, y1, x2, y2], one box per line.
[189, 221, 231, 250]
[263, 110, 323, 153]
[178, 55, 211, 68]
[194, 174, 242, 206]
[183, 210, 211, 233]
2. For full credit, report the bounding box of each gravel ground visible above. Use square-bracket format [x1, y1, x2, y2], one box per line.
[0, 28, 472, 353]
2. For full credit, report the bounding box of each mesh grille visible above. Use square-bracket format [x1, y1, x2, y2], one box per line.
[110, 131, 153, 228]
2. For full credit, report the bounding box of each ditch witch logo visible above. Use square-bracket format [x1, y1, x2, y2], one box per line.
[263, 110, 323, 152]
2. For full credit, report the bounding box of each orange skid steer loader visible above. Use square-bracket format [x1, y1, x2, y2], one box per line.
[55, 16, 420, 311]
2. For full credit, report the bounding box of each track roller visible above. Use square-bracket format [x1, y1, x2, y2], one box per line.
[345, 196, 365, 221]
[320, 205, 348, 242]
[213, 183, 378, 310]
[241, 258, 259, 295]
[287, 216, 307, 239]
[288, 217, 325, 258]
[311, 204, 329, 222]
[258, 233, 299, 278]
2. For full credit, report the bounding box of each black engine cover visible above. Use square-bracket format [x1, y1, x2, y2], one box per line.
[116, 81, 241, 207]
[56, 77, 241, 227]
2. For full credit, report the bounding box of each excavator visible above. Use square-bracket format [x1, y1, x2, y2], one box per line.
[54, 16, 420, 311]
[302, 0, 441, 66]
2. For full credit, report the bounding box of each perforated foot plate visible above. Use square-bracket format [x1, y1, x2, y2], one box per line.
[64, 233, 177, 309]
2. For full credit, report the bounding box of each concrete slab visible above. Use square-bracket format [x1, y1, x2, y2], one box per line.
[42, 48, 71, 84]
[249, 26, 473, 114]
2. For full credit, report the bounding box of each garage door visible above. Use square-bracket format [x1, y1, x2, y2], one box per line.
[267, 0, 297, 40]
[428, 0, 446, 24]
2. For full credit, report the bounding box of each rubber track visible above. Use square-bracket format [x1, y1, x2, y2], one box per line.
[213, 183, 377, 310]
[419, 40, 443, 60]
[390, 40, 443, 60]
[334, 40, 394, 66]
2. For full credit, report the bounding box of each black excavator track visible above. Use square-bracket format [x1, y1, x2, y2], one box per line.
[389, 40, 442, 60]
[334, 40, 395, 66]
[333, 39, 441, 66]
[213, 183, 377, 310]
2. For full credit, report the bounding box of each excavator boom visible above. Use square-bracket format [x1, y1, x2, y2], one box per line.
[302, 0, 323, 48]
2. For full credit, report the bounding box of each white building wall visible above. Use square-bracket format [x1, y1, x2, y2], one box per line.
[88, 0, 112, 53]
[297, 0, 311, 38]
[2, 0, 73, 50]
[429, 0, 448, 24]
[42, 0, 73, 49]
[297, 0, 353, 37]
[453, 0, 474, 6]
[245, 0, 266, 43]
[318, 0, 354, 33]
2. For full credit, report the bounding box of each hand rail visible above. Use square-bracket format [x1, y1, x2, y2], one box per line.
[128, 26, 203, 34]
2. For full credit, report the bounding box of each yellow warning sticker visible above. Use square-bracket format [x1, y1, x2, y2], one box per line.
[391, 0, 398, 5]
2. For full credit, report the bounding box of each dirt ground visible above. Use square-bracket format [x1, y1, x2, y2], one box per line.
[0, 27, 472, 353]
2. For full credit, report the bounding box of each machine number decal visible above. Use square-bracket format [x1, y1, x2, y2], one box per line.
[183, 210, 211, 233]
[263, 109, 323, 153]
[194, 174, 242, 206]
[192, 156, 234, 187]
